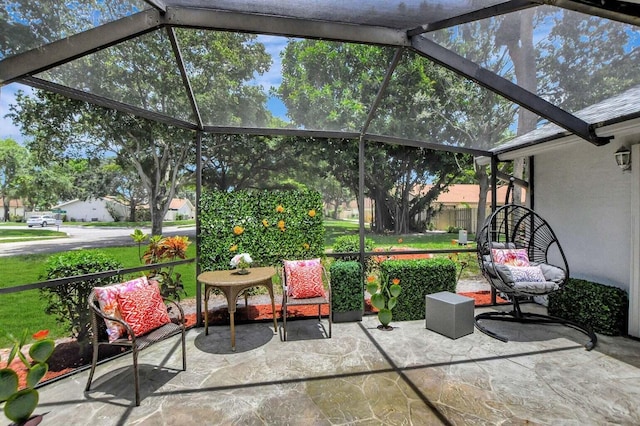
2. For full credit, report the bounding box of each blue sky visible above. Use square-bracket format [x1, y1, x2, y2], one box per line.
[0, 83, 29, 142]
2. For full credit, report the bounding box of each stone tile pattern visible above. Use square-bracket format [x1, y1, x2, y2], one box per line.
[36, 306, 640, 425]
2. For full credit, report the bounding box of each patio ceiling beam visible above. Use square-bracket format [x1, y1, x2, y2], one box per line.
[360, 48, 403, 136]
[550, 0, 640, 27]
[202, 126, 361, 140]
[410, 36, 612, 146]
[167, 27, 204, 130]
[164, 7, 409, 47]
[0, 9, 162, 85]
[407, 0, 538, 36]
[21, 77, 198, 131]
[143, 0, 168, 14]
[364, 134, 491, 157]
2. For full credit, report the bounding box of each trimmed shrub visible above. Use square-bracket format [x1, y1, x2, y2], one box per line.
[330, 261, 363, 313]
[40, 250, 123, 345]
[332, 235, 375, 261]
[548, 278, 628, 336]
[379, 258, 457, 321]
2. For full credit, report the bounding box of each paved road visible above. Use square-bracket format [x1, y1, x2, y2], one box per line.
[0, 225, 196, 257]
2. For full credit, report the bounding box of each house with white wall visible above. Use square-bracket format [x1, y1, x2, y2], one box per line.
[54, 197, 129, 222]
[164, 198, 195, 221]
[482, 85, 640, 338]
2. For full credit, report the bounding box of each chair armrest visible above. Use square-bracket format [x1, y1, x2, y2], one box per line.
[88, 302, 135, 342]
[164, 297, 186, 324]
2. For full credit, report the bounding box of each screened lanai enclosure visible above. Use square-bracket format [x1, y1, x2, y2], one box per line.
[3, 0, 640, 323]
[2, 2, 640, 247]
[3, 1, 640, 152]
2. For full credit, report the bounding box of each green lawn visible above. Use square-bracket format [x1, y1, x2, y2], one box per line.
[0, 219, 477, 347]
[0, 228, 67, 243]
[0, 245, 196, 347]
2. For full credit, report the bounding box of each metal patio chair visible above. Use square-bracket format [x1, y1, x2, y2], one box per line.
[85, 280, 186, 405]
[279, 259, 332, 341]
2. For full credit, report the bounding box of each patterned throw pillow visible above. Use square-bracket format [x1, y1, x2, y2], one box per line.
[94, 276, 149, 342]
[492, 248, 530, 267]
[116, 283, 171, 337]
[506, 265, 546, 282]
[284, 258, 325, 299]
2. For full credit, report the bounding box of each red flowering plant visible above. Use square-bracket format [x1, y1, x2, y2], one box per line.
[135, 232, 192, 300]
[0, 329, 55, 425]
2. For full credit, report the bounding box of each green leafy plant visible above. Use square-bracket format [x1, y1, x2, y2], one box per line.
[366, 275, 401, 330]
[130, 228, 148, 262]
[332, 235, 375, 274]
[0, 329, 55, 425]
[142, 235, 191, 300]
[40, 251, 123, 347]
[378, 258, 457, 321]
[199, 189, 325, 270]
[548, 278, 629, 336]
[330, 261, 363, 313]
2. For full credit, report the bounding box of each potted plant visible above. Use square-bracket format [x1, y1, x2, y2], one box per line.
[0, 330, 55, 425]
[366, 275, 401, 330]
[329, 261, 364, 322]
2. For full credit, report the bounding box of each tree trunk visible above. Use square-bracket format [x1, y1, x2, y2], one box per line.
[500, 10, 537, 202]
[129, 198, 137, 222]
[476, 165, 489, 232]
[2, 196, 9, 221]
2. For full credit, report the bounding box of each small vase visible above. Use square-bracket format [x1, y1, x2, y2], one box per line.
[235, 268, 250, 275]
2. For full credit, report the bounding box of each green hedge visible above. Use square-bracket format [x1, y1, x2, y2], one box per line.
[332, 235, 375, 261]
[199, 189, 325, 271]
[40, 250, 123, 345]
[329, 261, 363, 313]
[548, 278, 628, 336]
[379, 258, 456, 321]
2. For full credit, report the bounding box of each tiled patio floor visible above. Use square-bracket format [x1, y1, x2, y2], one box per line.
[33, 304, 640, 425]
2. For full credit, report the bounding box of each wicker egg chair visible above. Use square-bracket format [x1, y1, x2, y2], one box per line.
[476, 204, 596, 350]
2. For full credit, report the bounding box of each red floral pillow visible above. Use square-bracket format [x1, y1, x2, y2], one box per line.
[116, 283, 171, 337]
[94, 276, 149, 342]
[284, 259, 325, 299]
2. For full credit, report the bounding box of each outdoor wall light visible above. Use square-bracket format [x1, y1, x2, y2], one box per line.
[615, 147, 631, 171]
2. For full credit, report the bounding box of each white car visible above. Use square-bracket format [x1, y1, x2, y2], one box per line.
[27, 215, 58, 227]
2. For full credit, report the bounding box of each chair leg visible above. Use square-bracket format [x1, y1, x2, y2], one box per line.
[84, 341, 100, 392]
[133, 346, 140, 406]
[181, 330, 187, 371]
[281, 303, 287, 341]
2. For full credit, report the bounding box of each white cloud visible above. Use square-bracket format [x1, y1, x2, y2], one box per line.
[252, 34, 289, 91]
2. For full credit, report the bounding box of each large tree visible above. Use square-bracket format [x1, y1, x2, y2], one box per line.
[10, 29, 272, 234]
[277, 41, 501, 233]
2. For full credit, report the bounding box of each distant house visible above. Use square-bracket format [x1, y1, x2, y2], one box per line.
[0, 198, 25, 220]
[54, 197, 129, 222]
[330, 184, 523, 233]
[164, 198, 195, 221]
[419, 184, 525, 233]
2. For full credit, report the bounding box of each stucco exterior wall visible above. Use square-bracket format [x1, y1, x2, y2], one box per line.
[63, 198, 117, 222]
[534, 139, 634, 292]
